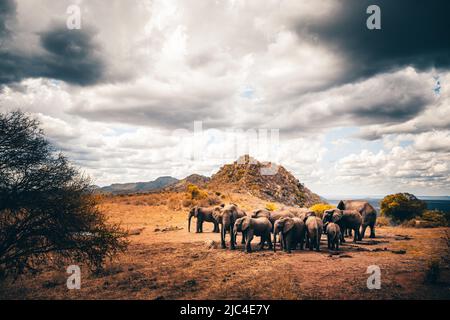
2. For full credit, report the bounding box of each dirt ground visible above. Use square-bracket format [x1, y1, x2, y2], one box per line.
[1, 193, 450, 300]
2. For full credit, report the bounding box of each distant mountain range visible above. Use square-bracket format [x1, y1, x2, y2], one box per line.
[96, 174, 212, 195]
[96, 176, 179, 194]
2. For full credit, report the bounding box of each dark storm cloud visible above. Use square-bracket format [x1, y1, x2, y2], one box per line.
[301, 0, 450, 83]
[349, 97, 429, 124]
[0, 21, 105, 86]
[0, 0, 15, 44]
[37, 26, 105, 85]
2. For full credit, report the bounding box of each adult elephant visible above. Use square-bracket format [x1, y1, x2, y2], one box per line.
[187, 206, 220, 233]
[252, 209, 295, 231]
[233, 216, 272, 253]
[273, 217, 306, 253]
[216, 204, 247, 250]
[337, 200, 377, 238]
[323, 209, 362, 243]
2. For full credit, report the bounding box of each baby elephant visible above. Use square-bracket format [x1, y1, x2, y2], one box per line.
[233, 216, 272, 253]
[324, 222, 341, 251]
[273, 217, 306, 253]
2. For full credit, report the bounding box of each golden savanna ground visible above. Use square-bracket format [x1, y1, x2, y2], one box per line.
[1, 192, 449, 300]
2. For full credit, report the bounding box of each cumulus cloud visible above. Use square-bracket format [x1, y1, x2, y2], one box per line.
[0, 0, 449, 195]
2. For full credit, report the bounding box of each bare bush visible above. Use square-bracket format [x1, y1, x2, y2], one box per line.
[0, 111, 128, 278]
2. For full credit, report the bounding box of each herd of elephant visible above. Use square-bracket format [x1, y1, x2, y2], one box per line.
[187, 200, 378, 253]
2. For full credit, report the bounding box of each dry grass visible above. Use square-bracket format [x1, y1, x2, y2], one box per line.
[1, 192, 449, 300]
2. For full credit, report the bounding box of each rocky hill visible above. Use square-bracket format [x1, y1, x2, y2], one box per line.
[163, 174, 210, 192]
[208, 155, 321, 207]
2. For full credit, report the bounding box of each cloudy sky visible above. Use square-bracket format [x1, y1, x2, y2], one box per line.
[1, 0, 449, 196]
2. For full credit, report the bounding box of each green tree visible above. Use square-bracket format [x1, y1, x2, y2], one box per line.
[380, 193, 426, 222]
[0, 111, 127, 278]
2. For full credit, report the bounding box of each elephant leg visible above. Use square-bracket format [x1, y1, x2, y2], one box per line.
[316, 236, 320, 252]
[246, 230, 254, 253]
[340, 229, 346, 243]
[279, 233, 284, 251]
[369, 224, 376, 238]
[353, 228, 359, 242]
[258, 236, 264, 250]
[220, 223, 226, 249]
[230, 224, 236, 250]
[282, 234, 287, 252]
[292, 238, 298, 251]
[241, 232, 246, 244]
[300, 237, 304, 250]
[267, 233, 273, 250]
[360, 225, 367, 240]
[196, 218, 200, 233]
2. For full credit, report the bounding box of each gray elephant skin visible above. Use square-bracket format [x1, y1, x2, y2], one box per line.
[323, 209, 362, 243]
[215, 204, 247, 250]
[305, 216, 323, 251]
[273, 217, 306, 253]
[234, 216, 272, 253]
[337, 200, 377, 238]
[252, 209, 295, 231]
[188, 206, 220, 233]
[324, 222, 341, 250]
[281, 207, 314, 220]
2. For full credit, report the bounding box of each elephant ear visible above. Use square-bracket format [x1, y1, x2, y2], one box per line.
[241, 217, 251, 231]
[273, 220, 280, 233]
[337, 200, 345, 210]
[253, 209, 269, 219]
[332, 210, 343, 223]
[303, 211, 314, 223]
[283, 218, 295, 233]
[194, 207, 200, 217]
[323, 210, 333, 222]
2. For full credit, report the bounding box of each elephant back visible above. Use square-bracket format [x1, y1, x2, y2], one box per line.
[342, 210, 363, 228]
